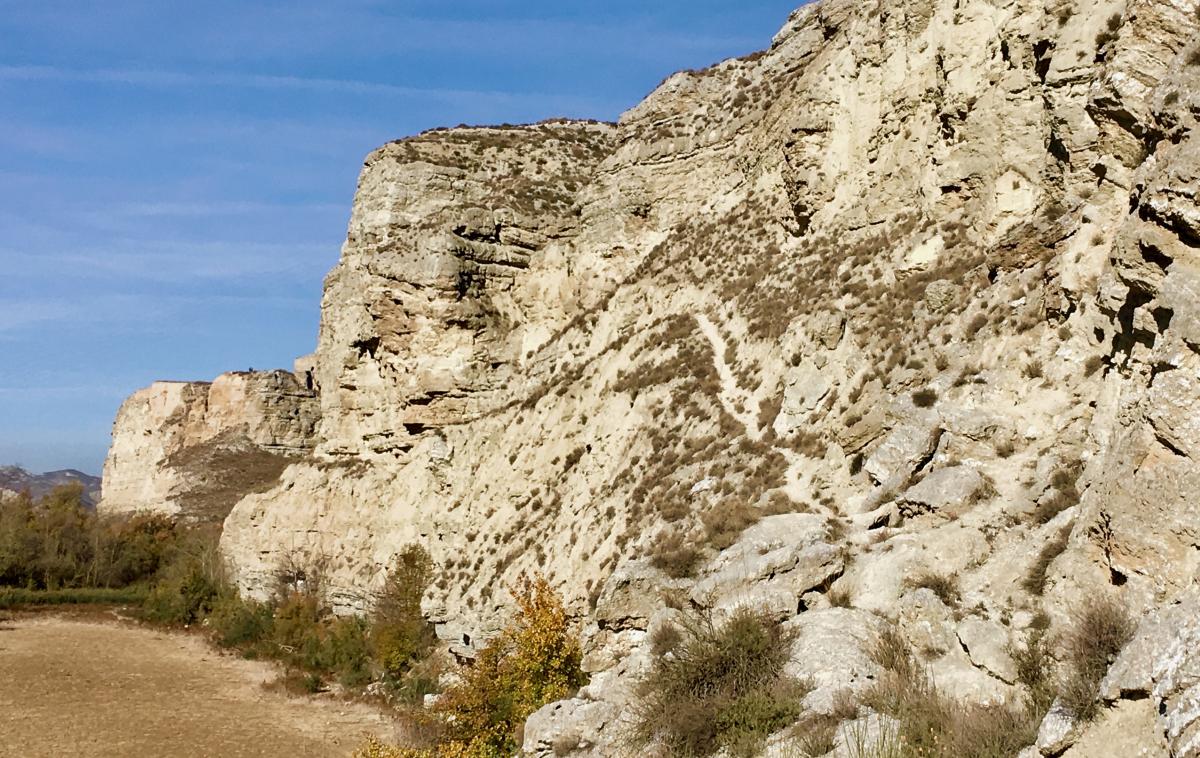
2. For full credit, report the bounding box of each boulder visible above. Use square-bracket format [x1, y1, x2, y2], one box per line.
[522, 698, 623, 758]
[782, 609, 888, 714]
[691, 514, 844, 617]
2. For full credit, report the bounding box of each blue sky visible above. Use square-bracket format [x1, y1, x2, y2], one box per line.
[0, 0, 800, 475]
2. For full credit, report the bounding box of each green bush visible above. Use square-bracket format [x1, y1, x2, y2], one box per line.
[633, 607, 805, 757]
[208, 592, 275, 649]
[0, 484, 180, 592]
[0, 586, 149, 609]
[371, 545, 437, 682]
[139, 529, 223, 625]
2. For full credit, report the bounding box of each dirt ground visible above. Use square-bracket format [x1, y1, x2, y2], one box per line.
[0, 610, 394, 757]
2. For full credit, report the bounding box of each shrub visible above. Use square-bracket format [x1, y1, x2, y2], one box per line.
[1012, 630, 1056, 711]
[702, 500, 761, 550]
[140, 530, 224, 625]
[650, 529, 702, 579]
[328, 615, 373, 687]
[906, 571, 961, 608]
[863, 626, 1045, 758]
[632, 607, 806, 757]
[434, 576, 586, 756]
[1083, 355, 1104, 376]
[911, 389, 938, 408]
[271, 588, 331, 672]
[208, 592, 274, 649]
[1059, 597, 1135, 721]
[964, 313, 988, 339]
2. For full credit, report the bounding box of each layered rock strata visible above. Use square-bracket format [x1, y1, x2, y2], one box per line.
[104, 0, 1200, 751]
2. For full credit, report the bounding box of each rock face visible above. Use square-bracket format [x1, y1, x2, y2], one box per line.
[100, 371, 318, 521]
[103, 0, 1200, 751]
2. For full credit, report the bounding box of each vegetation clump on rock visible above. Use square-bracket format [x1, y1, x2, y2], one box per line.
[632, 607, 807, 758]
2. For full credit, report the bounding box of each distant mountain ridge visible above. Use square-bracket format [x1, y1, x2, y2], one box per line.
[0, 466, 102, 508]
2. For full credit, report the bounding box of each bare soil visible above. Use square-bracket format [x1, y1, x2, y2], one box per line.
[0, 610, 392, 757]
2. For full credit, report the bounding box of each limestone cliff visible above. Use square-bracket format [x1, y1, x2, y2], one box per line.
[103, 0, 1200, 752]
[100, 371, 318, 522]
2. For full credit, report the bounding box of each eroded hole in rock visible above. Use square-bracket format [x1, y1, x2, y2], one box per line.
[1034, 39, 1054, 82]
[1113, 288, 1156, 358]
[1110, 567, 1128, 586]
[1139, 240, 1174, 269]
[350, 336, 381, 359]
[1153, 307, 1174, 333]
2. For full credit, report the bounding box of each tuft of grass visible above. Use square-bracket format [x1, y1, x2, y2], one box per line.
[861, 626, 1047, 757]
[906, 571, 961, 608]
[632, 608, 807, 758]
[650, 530, 702, 579]
[1059, 597, 1135, 721]
[1022, 527, 1071, 595]
[828, 586, 853, 608]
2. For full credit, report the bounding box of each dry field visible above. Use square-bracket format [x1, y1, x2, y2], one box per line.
[0, 610, 392, 757]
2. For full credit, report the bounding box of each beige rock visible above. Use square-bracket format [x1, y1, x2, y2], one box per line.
[89, 0, 1200, 752]
[782, 609, 887, 714]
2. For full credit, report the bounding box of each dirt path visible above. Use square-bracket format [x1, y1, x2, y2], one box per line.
[694, 313, 762, 438]
[0, 612, 393, 757]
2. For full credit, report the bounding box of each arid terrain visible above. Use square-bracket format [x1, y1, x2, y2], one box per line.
[0, 611, 391, 757]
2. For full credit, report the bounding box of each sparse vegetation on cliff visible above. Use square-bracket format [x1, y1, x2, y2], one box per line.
[1058, 597, 1134, 721]
[632, 608, 806, 758]
[858, 625, 1050, 757]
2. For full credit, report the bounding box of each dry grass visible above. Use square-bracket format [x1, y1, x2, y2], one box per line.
[702, 500, 762, 550]
[1022, 527, 1070, 595]
[650, 530, 702, 579]
[906, 571, 961, 608]
[859, 626, 1047, 758]
[632, 608, 807, 758]
[1059, 597, 1135, 721]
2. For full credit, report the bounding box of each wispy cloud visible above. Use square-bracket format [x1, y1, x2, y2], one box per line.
[92, 200, 346, 219]
[3, 230, 337, 281]
[0, 299, 79, 333]
[0, 64, 603, 109]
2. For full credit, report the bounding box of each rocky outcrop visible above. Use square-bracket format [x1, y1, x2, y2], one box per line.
[102, 0, 1200, 752]
[100, 371, 318, 521]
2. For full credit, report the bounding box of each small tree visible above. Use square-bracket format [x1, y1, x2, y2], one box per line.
[371, 545, 436, 682]
[435, 575, 587, 756]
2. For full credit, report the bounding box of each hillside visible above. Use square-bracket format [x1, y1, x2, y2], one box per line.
[99, 0, 1200, 754]
[1, 466, 101, 508]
